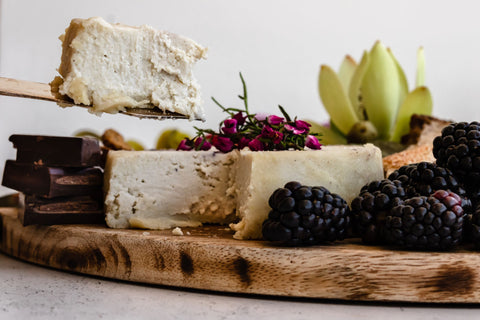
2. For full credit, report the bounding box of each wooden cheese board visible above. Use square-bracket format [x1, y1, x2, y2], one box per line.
[1, 207, 480, 303]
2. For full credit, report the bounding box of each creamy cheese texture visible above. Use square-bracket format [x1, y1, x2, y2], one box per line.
[54, 17, 207, 120]
[230, 144, 384, 239]
[104, 150, 238, 229]
[104, 145, 384, 240]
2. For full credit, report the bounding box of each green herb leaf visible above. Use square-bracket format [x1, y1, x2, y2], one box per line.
[278, 105, 292, 122]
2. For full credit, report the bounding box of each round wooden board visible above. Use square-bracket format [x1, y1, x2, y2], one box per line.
[1, 208, 480, 303]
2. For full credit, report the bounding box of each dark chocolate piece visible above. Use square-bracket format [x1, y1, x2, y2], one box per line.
[2, 161, 103, 198]
[20, 194, 104, 226]
[0, 193, 19, 207]
[10, 134, 102, 167]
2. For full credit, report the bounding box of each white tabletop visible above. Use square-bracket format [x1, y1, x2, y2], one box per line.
[1, 253, 480, 320]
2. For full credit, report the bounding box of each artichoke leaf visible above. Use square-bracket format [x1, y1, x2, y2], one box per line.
[360, 41, 401, 139]
[307, 120, 347, 145]
[416, 47, 425, 87]
[390, 86, 433, 142]
[329, 119, 346, 138]
[318, 65, 359, 136]
[338, 55, 357, 92]
[348, 50, 370, 121]
[387, 47, 409, 115]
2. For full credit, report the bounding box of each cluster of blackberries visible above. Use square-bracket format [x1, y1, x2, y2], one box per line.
[262, 121, 480, 251]
[432, 121, 480, 248]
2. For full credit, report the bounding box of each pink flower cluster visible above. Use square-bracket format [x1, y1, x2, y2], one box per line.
[178, 111, 321, 153]
[177, 73, 322, 153]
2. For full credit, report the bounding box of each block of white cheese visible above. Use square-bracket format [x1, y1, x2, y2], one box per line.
[104, 150, 237, 229]
[230, 144, 384, 239]
[54, 17, 207, 120]
[103, 145, 384, 240]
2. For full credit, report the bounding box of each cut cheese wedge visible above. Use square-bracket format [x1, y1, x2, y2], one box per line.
[54, 17, 207, 120]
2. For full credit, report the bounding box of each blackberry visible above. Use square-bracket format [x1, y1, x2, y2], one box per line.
[262, 181, 350, 246]
[433, 121, 480, 187]
[387, 162, 466, 198]
[350, 179, 406, 244]
[465, 203, 480, 249]
[384, 190, 465, 250]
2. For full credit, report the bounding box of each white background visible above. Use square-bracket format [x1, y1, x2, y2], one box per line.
[1, 0, 480, 196]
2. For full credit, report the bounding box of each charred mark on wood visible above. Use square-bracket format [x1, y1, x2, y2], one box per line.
[427, 264, 475, 294]
[116, 241, 132, 277]
[233, 257, 251, 286]
[107, 243, 119, 266]
[59, 248, 87, 270]
[155, 253, 165, 270]
[180, 251, 194, 276]
[57, 246, 107, 271]
[92, 248, 106, 272]
[17, 238, 27, 258]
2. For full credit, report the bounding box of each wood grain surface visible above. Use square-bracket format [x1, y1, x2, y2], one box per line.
[1, 207, 480, 303]
[0, 77, 66, 103]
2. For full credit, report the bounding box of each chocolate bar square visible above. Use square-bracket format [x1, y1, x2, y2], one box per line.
[19, 194, 104, 225]
[2, 161, 103, 198]
[10, 134, 102, 167]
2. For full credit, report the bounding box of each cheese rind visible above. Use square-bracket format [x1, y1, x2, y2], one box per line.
[55, 17, 207, 120]
[230, 144, 384, 239]
[104, 150, 237, 229]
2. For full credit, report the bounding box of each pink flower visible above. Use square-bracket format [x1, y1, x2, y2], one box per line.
[238, 137, 251, 149]
[260, 125, 283, 144]
[233, 112, 247, 126]
[272, 132, 283, 144]
[295, 120, 311, 131]
[305, 135, 322, 150]
[284, 120, 312, 135]
[254, 113, 268, 121]
[212, 136, 234, 153]
[267, 115, 284, 126]
[193, 137, 212, 151]
[260, 125, 275, 138]
[284, 124, 303, 134]
[248, 138, 264, 151]
[222, 118, 237, 135]
[177, 139, 192, 151]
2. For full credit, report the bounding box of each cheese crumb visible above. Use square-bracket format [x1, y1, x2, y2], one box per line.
[172, 227, 184, 236]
